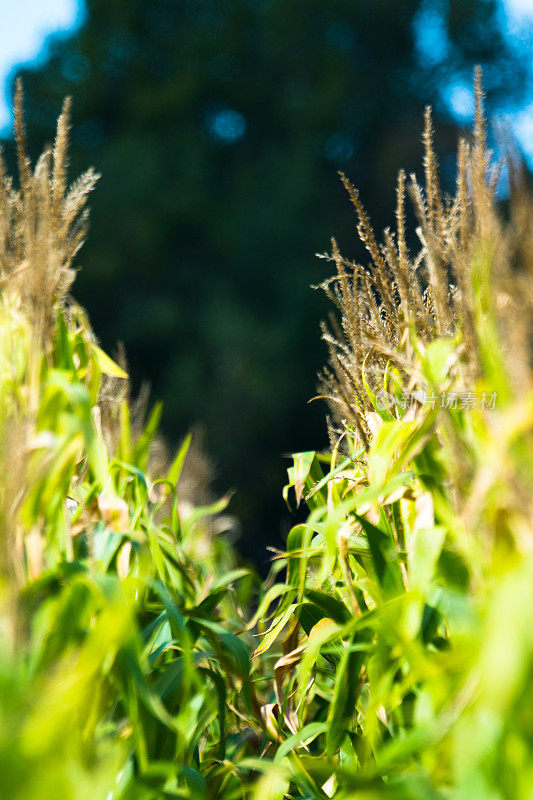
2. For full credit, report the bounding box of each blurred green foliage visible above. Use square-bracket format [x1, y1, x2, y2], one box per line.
[0, 292, 261, 799]
[3, 204, 533, 800]
[5, 0, 528, 562]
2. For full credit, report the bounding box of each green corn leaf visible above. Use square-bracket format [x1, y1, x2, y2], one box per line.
[355, 514, 404, 596]
[274, 722, 328, 763]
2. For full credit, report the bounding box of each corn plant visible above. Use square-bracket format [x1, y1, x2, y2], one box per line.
[246, 70, 533, 799]
[0, 85, 263, 800]
[1, 71, 533, 800]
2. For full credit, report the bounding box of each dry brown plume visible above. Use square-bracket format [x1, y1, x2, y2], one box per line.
[317, 68, 533, 448]
[0, 79, 99, 346]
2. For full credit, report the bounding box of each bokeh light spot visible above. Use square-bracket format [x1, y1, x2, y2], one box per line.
[207, 108, 246, 143]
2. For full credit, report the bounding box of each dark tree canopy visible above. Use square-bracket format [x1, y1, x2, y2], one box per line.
[8, 0, 528, 565]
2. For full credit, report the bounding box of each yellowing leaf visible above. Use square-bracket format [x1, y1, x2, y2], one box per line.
[91, 344, 128, 378]
[98, 493, 129, 532]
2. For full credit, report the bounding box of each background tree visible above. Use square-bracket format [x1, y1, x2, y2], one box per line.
[7, 0, 529, 565]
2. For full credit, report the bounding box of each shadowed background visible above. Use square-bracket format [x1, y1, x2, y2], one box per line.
[2, 0, 531, 567]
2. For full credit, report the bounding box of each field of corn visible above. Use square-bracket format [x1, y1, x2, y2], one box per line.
[1, 70, 533, 799]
